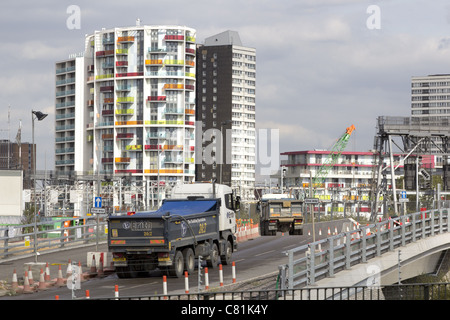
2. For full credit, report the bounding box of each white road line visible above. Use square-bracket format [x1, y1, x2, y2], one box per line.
[255, 250, 275, 257]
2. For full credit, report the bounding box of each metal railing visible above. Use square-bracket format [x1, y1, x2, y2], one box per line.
[278, 209, 449, 289]
[0, 215, 108, 261]
[93, 282, 450, 300]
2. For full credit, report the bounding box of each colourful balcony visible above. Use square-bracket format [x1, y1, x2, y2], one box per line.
[115, 108, 134, 115]
[100, 85, 114, 92]
[96, 74, 114, 80]
[116, 61, 128, 67]
[185, 60, 195, 67]
[164, 35, 184, 41]
[185, 108, 195, 115]
[116, 133, 134, 139]
[101, 133, 114, 140]
[125, 145, 142, 151]
[185, 48, 195, 55]
[116, 49, 128, 55]
[104, 98, 114, 104]
[185, 84, 195, 91]
[102, 158, 113, 163]
[116, 72, 143, 77]
[102, 109, 114, 116]
[115, 120, 143, 126]
[116, 96, 134, 103]
[164, 59, 184, 66]
[186, 36, 195, 43]
[117, 36, 135, 43]
[115, 157, 131, 163]
[145, 59, 163, 66]
[147, 96, 166, 101]
[163, 83, 184, 90]
[87, 100, 94, 107]
[115, 169, 142, 174]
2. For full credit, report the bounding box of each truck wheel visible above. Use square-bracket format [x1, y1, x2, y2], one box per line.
[183, 248, 195, 274]
[207, 243, 219, 268]
[220, 240, 232, 265]
[169, 250, 184, 278]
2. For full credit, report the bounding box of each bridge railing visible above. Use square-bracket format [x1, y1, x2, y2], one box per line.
[278, 209, 449, 289]
[0, 215, 108, 261]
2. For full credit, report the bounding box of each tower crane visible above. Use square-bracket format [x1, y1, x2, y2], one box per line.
[311, 125, 356, 194]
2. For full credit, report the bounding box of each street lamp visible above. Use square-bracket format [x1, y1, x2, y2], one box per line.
[32, 110, 47, 262]
[220, 120, 232, 185]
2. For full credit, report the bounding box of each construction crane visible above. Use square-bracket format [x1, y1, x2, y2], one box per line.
[312, 125, 356, 193]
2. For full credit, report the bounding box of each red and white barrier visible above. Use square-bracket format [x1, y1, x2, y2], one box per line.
[236, 224, 259, 242]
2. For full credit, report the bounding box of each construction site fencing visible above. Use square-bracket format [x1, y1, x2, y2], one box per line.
[0, 215, 108, 261]
[278, 209, 449, 289]
[92, 282, 450, 300]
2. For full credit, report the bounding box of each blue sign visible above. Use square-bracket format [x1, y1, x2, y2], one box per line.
[400, 191, 407, 199]
[95, 197, 102, 208]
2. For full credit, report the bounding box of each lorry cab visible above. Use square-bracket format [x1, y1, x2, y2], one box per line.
[171, 182, 237, 234]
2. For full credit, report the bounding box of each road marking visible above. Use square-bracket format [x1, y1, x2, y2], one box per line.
[255, 250, 275, 257]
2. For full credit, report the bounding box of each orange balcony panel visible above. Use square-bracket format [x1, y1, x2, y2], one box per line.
[164, 84, 184, 90]
[186, 60, 195, 67]
[117, 36, 135, 42]
[185, 108, 195, 115]
[115, 120, 143, 126]
[145, 59, 163, 65]
[115, 157, 131, 163]
[102, 134, 114, 140]
[104, 98, 114, 104]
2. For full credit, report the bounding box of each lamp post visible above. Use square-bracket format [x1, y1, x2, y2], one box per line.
[220, 120, 232, 185]
[32, 110, 47, 262]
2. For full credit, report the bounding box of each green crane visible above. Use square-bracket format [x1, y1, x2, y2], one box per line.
[312, 125, 356, 195]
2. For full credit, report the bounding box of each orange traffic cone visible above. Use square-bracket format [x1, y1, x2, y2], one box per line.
[98, 253, 104, 277]
[66, 259, 73, 278]
[56, 265, 65, 287]
[45, 262, 51, 282]
[27, 266, 34, 286]
[37, 269, 48, 291]
[90, 255, 97, 276]
[11, 269, 18, 291]
[23, 271, 34, 293]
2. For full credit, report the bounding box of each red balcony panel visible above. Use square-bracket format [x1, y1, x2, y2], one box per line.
[185, 84, 195, 91]
[116, 133, 134, 139]
[144, 145, 161, 150]
[96, 51, 105, 57]
[116, 61, 128, 66]
[116, 72, 144, 78]
[115, 169, 143, 174]
[102, 109, 114, 116]
[185, 48, 195, 54]
[100, 86, 114, 92]
[102, 158, 113, 163]
[147, 96, 166, 101]
[164, 35, 184, 41]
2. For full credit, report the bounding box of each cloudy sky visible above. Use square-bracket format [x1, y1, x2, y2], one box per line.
[1, 0, 450, 177]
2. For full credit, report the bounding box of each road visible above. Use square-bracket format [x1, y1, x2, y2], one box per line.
[0, 233, 312, 300]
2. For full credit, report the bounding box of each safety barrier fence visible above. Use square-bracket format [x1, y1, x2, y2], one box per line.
[91, 282, 450, 300]
[0, 216, 257, 261]
[0, 216, 108, 260]
[278, 209, 449, 289]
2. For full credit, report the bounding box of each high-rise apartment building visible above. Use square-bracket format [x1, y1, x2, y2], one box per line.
[195, 31, 256, 199]
[55, 55, 85, 173]
[411, 74, 450, 154]
[55, 25, 197, 187]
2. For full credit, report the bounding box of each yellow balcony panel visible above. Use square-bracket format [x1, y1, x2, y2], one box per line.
[116, 49, 128, 55]
[125, 145, 142, 151]
[115, 109, 134, 115]
[164, 59, 184, 65]
[116, 97, 135, 103]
